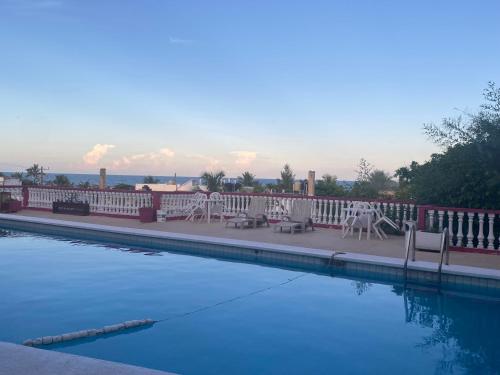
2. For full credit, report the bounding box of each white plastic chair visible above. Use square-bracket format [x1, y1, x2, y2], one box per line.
[207, 192, 225, 223]
[184, 192, 207, 222]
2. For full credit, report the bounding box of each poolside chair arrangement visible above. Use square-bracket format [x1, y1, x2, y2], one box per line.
[225, 197, 269, 229]
[341, 201, 398, 240]
[274, 199, 314, 234]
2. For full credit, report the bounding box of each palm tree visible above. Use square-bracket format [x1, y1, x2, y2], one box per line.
[26, 164, 45, 185]
[201, 171, 225, 192]
[238, 171, 256, 187]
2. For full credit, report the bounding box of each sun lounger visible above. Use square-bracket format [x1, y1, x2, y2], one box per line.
[225, 197, 268, 229]
[274, 199, 314, 234]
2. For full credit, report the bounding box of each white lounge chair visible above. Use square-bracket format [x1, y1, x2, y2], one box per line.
[225, 197, 268, 229]
[274, 199, 314, 234]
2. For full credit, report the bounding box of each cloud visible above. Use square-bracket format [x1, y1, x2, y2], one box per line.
[168, 36, 193, 45]
[83, 144, 115, 165]
[112, 148, 175, 169]
[230, 151, 257, 167]
[159, 148, 175, 158]
[187, 154, 221, 171]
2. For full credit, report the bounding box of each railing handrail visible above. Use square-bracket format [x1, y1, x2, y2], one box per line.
[420, 204, 500, 215]
[2, 185, 416, 204]
[2, 185, 152, 194]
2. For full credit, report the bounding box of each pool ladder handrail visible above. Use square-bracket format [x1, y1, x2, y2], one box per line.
[403, 222, 417, 281]
[437, 229, 450, 285]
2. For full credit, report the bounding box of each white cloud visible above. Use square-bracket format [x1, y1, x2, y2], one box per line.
[187, 153, 221, 171]
[159, 148, 175, 158]
[112, 148, 175, 169]
[230, 151, 257, 167]
[83, 144, 115, 165]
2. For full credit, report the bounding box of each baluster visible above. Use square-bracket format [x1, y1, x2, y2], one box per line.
[487, 214, 495, 250]
[327, 199, 333, 225]
[438, 210, 444, 232]
[466, 212, 474, 248]
[447, 210, 454, 245]
[456, 212, 464, 247]
[477, 213, 485, 250]
[334, 200, 341, 225]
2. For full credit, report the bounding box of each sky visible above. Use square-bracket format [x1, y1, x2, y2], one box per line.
[1, 0, 499, 179]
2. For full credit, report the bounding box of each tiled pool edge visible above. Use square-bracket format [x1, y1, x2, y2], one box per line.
[0, 341, 176, 375]
[1, 214, 500, 295]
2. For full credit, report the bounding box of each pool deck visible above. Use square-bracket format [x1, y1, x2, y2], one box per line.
[7, 210, 500, 271]
[0, 341, 175, 375]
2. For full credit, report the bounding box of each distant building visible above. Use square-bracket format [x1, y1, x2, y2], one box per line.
[0, 177, 21, 185]
[135, 179, 206, 192]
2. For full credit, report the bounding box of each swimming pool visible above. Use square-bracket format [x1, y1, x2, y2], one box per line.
[1, 227, 500, 374]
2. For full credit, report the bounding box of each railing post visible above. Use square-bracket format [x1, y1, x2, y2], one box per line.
[417, 205, 427, 231]
[152, 192, 161, 211]
[22, 186, 29, 208]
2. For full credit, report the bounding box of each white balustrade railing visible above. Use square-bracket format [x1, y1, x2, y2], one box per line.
[423, 206, 499, 251]
[26, 187, 152, 217]
[159, 193, 203, 217]
[158, 192, 416, 228]
[0, 186, 23, 201]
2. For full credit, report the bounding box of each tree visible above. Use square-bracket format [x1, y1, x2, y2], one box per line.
[143, 175, 159, 184]
[350, 159, 395, 198]
[368, 170, 395, 194]
[26, 164, 46, 185]
[278, 164, 295, 192]
[315, 174, 347, 196]
[78, 181, 93, 189]
[399, 82, 500, 208]
[238, 171, 256, 187]
[350, 159, 377, 198]
[52, 174, 72, 186]
[11, 172, 24, 180]
[201, 171, 225, 192]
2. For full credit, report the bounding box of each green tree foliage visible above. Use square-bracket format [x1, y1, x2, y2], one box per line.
[143, 175, 160, 184]
[277, 164, 295, 192]
[78, 181, 93, 189]
[11, 172, 24, 180]
[315, 174, 347, 196]
[201, 171, 225, 192]
[26, 164, 45, 185]
[351, 159, 396, 198]
[238, 171, 256, 187]
[399, 82, 500, 208]
[52, 175, 72, 186]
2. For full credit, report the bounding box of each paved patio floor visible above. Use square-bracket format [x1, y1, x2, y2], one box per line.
[10, 210, 500, 270]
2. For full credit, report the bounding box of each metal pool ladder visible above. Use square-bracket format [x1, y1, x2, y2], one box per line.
[403, 222, 450, 286]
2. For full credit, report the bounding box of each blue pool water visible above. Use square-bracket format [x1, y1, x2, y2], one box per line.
[1, 227, 500, 374]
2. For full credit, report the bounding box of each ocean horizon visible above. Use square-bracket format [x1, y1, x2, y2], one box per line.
[2, 172, 353, 188]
